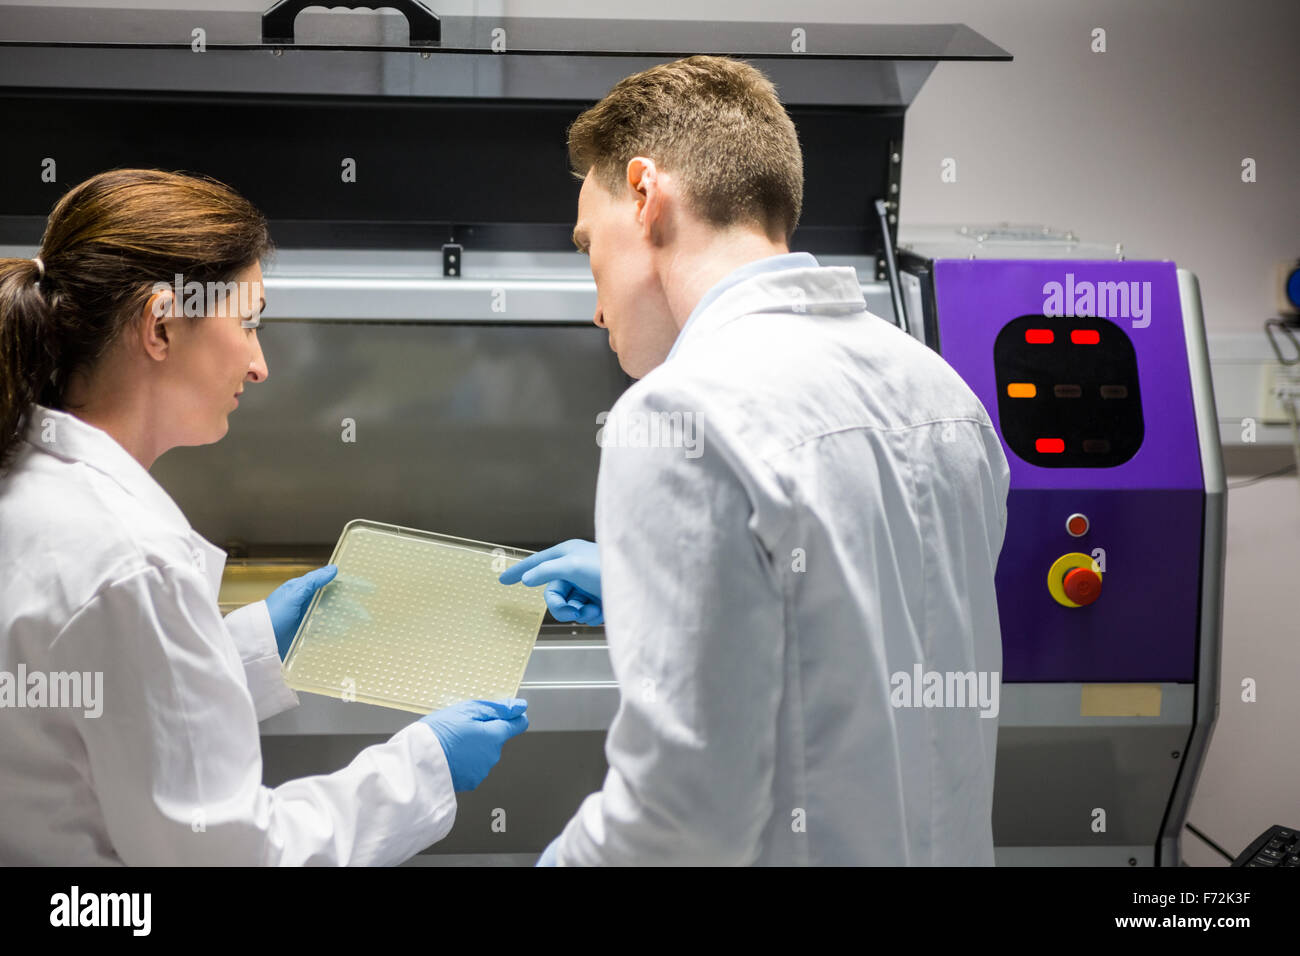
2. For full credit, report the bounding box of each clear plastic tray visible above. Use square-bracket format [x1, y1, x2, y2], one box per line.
[281, 519, 546, 715]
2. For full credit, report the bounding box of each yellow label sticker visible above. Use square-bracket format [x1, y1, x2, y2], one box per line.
[1081, 684, 1162, 717]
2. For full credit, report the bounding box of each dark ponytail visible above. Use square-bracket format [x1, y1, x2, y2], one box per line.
[0, 168, 273, 471]
[0, 257, 59, 469]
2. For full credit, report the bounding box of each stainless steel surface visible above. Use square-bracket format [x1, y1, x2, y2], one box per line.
[994, 846, 1154, 866]
[997, 683, 1193, 726]
[994, 685, 1195, 853]
[0, 44, 942, 109]
[261, 250, 600, 323]
[1157, 270, 1225, 866]
[993, 717, 1188, 848]
[260, 726, 610, 855]
[0, 8, 1012, 59]
[899, 269, 928, 346]
[259, 639, 618, 734]
[899, 223, 1150, 262]
[0, 244, 891, 322]
[150, 315, 628, 548]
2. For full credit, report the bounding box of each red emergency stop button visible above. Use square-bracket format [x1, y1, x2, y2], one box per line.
[1063, 567, 1102, 605]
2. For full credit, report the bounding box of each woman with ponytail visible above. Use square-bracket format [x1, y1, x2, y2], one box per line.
[0, 169, 525, 865]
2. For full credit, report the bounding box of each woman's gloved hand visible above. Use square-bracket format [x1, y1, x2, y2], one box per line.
[420, 699, 529, 791]
[498, 539, 603, 625]
[264, 565, 338, 659]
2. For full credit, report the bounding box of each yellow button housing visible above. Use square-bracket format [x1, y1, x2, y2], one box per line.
[1048, 552, 1103, 607]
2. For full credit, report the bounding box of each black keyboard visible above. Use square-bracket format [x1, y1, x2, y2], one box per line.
[1232, 825, 1300, 867]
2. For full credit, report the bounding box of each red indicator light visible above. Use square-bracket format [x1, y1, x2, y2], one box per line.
[1025, 329, 1054, 344]
[1036, 438, 1065, 453]
[1070, 329, 1100, 345]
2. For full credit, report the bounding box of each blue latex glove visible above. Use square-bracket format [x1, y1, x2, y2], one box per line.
[265, 565, 338, 659]
[498, 539, 603, 625]
[536, 835, 560, 867]
[420, 699, 529, 792]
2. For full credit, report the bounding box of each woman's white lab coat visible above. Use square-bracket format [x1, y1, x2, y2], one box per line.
[0, 406, 456, 865]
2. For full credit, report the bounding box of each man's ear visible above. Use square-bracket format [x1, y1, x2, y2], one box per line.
[627, 156, 664, 240]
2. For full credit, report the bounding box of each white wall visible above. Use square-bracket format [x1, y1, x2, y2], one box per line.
[1186, 476, 1300, 865]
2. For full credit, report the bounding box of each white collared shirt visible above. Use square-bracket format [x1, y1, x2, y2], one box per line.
[556, 262, 1010, 865]
[0, 406, 455, 864]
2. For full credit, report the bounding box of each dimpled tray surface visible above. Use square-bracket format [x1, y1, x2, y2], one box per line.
[282, 520, 546, 714]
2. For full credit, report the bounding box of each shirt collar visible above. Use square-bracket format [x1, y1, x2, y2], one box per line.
[23, 404, 193, 534]
[665, 252, 820, 362]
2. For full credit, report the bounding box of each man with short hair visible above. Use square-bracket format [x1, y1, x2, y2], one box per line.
[503, 55, 1010, 865]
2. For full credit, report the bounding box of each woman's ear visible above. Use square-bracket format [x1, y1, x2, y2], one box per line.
[139, 290, 175, 359]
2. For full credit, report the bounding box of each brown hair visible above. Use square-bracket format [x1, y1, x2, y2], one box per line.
[568, 55, 803, 241]
[0, 168, 273, 470]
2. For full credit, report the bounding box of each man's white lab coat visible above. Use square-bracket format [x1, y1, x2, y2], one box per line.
[554, 261, 1010, 865]
[0, 407, 456, 865]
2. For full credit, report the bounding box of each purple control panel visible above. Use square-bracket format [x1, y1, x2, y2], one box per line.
[931, 260, 1204, 682]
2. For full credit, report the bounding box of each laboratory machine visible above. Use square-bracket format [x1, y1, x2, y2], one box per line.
[899, 226, 1224, 865]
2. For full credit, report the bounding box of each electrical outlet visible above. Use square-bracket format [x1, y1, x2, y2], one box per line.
[1259, 364, 1300, 424]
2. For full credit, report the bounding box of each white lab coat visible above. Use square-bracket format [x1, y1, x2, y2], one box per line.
[554, 264, 1010, 865]
[0, 406, 456, 865]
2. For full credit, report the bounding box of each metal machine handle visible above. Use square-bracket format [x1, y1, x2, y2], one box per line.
[262, 0, 442, 45]
[874, 198, 909, 335]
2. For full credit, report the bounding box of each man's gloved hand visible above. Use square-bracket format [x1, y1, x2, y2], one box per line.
[265, 565, 338, 659]
[498, 539, 603, 625]
[420, 699, 529, 792]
